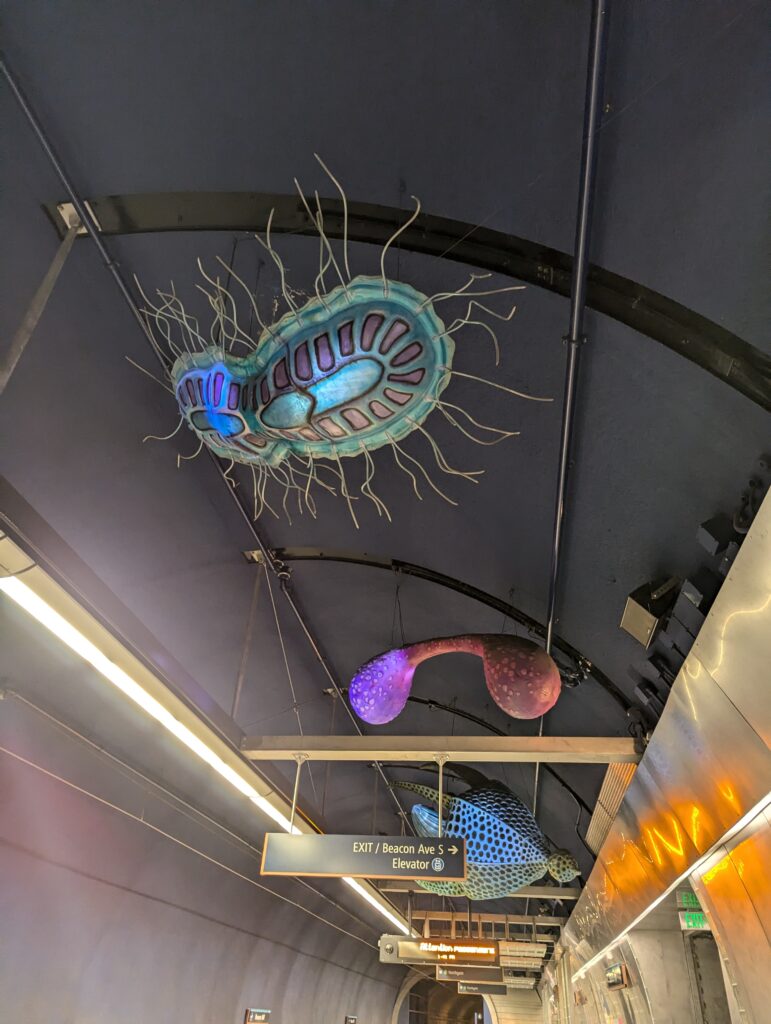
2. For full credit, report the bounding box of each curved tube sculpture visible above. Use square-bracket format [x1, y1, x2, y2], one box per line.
[348, 633, 561, 725]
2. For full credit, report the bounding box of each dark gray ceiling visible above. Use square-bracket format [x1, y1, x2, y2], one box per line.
[1, 0, 769, 895]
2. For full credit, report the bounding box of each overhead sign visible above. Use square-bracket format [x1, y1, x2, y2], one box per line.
[679, 910, 710, 931]
[677, 888, 702, 910]
[244, 1011, 270, 1023]
[437, 965, 504, 983]
[499, 940, 546, 959]
[344, 1017, 358, 1024]
[379, 936, 498, 965]
[503, 960, 543, 973]
[504, 977, 537, 989]
[458, 982, 509, 995]
[262, 834, 466, 881]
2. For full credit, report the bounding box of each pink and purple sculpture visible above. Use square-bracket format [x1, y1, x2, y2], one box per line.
[348, 634, 561, 725]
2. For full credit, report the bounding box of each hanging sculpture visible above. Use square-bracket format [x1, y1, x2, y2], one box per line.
[396, 766, 580, 901]
[136, 156, 550, 523]
[349, 633, 561, 724]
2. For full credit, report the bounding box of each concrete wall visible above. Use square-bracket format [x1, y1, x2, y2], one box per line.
[0, 734, 404, 1023]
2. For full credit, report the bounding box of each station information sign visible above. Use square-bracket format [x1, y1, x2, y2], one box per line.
[502, 959, 543, 972]
[261, 834, 466, 881]
[498, 940, 546, 959]
[458, 982, 509, 995]
[344, 1017, 358, 1023]
[379, 935, 498, 965]
[437, 965, 504, 983]
[244, 1011, 270, 1023]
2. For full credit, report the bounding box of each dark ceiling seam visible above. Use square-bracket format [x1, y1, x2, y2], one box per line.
[0, 51, 413, 840]
[38, 190, 771, 412]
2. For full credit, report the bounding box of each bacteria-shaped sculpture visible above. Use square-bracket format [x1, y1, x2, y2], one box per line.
[348, 633, 562, 724]
[396, 767, 580, 900]
[136, 156, 550, 524]
[172, 276, 453, 470]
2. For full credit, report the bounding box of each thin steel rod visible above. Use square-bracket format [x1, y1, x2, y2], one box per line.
[545, 0, 611, 658]
[437, 756, 446, 837]
[0, 54, 152, 345]
[230, 564, 262, 720]
[536, 0, 611, 830]
[0, 224, 78, 394]
[215, 465, 413, 831]
[289, 755, 306, 832]
[1, 47, 411, 837]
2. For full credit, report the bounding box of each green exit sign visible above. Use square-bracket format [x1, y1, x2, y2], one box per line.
[677, 888, 701, 910]
[679, 910, 710, 931]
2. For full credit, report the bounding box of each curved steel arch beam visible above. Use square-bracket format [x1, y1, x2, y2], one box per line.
[46, 191, 771, 411]
[269, 545, 632, 714]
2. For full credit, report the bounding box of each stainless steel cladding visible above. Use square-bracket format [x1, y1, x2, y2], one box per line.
[565, 492, 771, 962]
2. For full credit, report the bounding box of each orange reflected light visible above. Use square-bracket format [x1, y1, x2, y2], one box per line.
[702, 855, 730, 884]
[645, 828, 663, 867]
[690, 806, 701, 846]
[719, 783, 740, 812]
[652, 815, 685, 858]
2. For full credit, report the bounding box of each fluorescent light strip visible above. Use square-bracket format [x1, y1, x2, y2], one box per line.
[343, 877, 410, 935]
[0, 576, 298, 834]
[572, 790, 771, 981]
[1, 574, 410, 934]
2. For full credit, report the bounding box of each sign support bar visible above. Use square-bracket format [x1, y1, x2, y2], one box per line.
[241, 735, 640, 763]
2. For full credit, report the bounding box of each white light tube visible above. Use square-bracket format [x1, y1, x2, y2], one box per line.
[0, 576, 300, 834]
[342, 876, 410, 935]
[1, 573, 416, 935]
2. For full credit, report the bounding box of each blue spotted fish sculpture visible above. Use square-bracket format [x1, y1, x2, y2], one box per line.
[396, 768, 580, 901]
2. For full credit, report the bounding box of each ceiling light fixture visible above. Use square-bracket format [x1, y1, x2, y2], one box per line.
[0, 564, 409, 936]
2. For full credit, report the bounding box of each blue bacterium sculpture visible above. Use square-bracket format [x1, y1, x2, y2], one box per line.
[137, 157, 550, 523]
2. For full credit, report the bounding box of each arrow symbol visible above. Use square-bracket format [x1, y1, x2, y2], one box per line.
[449, 845, 459, 855]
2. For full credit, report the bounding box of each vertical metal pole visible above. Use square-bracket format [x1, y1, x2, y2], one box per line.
[0, 55, 153, 344]
[436, 755, 447, 837]
[0, 223, 79, 395]
[535, 0, 611, 821]
[407, 889, 413, 934]
[289, 754, 306, 832]
[230, 565, 262, 720]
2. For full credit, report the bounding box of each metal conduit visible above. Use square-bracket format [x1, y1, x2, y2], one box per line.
[0, 51, 412, 832]
[535, 0, 611, 825]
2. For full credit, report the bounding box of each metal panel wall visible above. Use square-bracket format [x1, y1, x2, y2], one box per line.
[691, 806, 771, 1024]
[565, 492, 771, 971]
